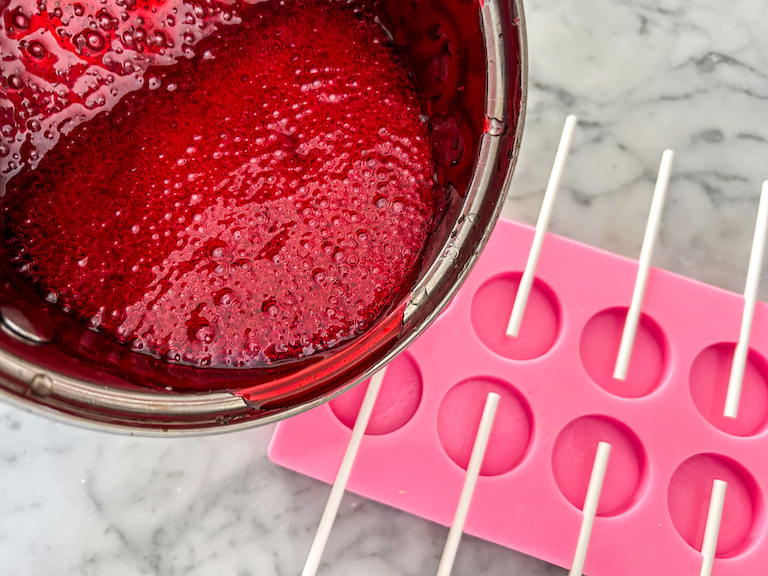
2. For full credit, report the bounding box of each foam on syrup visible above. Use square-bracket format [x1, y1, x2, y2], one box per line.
[1, 0, 241, 182]
[1, 0, 438, 368]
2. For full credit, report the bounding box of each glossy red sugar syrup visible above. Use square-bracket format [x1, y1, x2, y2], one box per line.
[0, 0, 492, 399]
[1, 0, 439, 370]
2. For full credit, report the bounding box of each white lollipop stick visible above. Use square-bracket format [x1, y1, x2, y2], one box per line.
[724, 182, 768, 418]
[700, 479, 727, 576]
[568, 441, 611, 576]
[506, 114, 578, 338]
[614, 150, 675, 380]
[301, 368, 387, 576]
[435, 392, 500, 576]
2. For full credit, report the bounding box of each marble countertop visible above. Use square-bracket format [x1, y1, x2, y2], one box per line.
[2, 0, 767, 574]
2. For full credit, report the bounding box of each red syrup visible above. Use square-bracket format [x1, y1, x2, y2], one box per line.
[1, 0, 438, 368]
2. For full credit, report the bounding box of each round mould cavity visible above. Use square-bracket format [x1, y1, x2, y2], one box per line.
[689, 343, 768, 437]
[470, 272, 561, 361]
[436, 376, 533, 476]
[551, 414, 646, 516]
[329, 351, 422, 435]
[668, 453, 764, 557]
[579, 307, 668, 398]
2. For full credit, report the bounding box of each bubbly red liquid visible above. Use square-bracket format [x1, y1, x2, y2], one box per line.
[2, 0, 437, 367]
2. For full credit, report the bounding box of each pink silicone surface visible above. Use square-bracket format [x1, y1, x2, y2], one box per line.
[268, 218, 768, 576]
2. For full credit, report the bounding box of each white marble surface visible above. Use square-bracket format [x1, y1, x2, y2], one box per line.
[2, 0, 768, 574]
